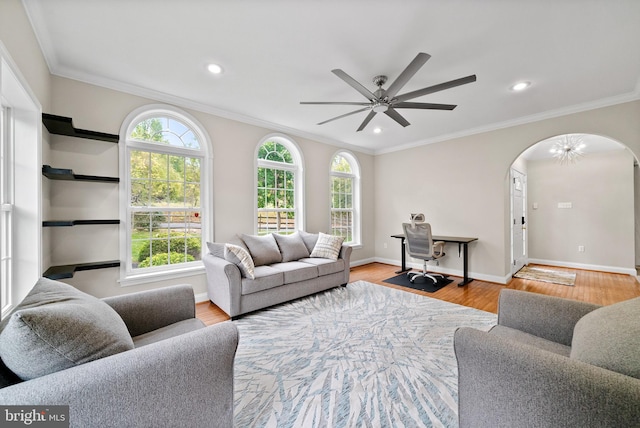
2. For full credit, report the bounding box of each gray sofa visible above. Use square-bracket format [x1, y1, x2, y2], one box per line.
[0, 279, 239, 428]
[454, 289, 640, 428]
[204, 231, 352, 318]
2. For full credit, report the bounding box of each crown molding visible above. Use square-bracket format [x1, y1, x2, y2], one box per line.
[374, 90, 640, 155]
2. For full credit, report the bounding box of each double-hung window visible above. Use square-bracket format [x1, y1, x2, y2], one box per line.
[121, 106, 211, 283]
[256, 136, 303, 235]
[330, 151, 361, 245]
[0, 106, 13, 317]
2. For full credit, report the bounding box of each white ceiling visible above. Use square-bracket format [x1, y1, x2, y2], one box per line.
[23, 0, 640, 154]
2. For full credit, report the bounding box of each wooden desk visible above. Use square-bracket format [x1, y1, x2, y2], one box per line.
[391, 234, 478, 286]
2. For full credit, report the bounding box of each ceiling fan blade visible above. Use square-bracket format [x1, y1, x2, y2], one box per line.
[317, 107, 370, 125]
[332, 69, 376, 101]
[394, 75, 477, 102]
[300, 101, 372, 106]
[393, 102, 457, 110]
[385, 52, 431, 98]
[356, 110, 377, 132]
[384, 108, 410, 127]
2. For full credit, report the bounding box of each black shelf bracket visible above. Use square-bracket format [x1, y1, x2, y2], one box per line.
[43, 113, 119, 143]
[43, 219, 120, 227]
[43, 260, 121, 280]
[42, 165, 119, 183]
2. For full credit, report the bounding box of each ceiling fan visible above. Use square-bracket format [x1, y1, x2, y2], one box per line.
[301, 52, 476, 132]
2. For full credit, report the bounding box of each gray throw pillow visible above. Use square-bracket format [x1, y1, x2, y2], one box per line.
[273, 232, 310, 262]
[241, 233, 282, 266]
[206, 241, 225, 259]
[299, 230, 319, 254]
[0, 278, 134, 380]
[570, 297, 640, 379]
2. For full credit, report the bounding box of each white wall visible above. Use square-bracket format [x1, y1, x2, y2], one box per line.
[527, 150, 635, 272]
[47, 76, 376, 298]
[374, 101, 640, 283]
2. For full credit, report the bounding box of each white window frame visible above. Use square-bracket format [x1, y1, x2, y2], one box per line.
[330, 150, 361, 247]
[0, 44, 41, 318]
[119, 105, 213, 286]
[254, 134, 304, 234]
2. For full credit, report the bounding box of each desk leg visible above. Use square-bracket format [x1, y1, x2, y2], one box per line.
[458, 242, 474, 286]
[395, 238, 412, 274]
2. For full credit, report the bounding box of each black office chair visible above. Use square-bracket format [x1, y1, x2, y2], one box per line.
[402, 218, 446, 284]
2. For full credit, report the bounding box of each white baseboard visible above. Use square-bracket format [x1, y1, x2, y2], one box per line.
[195, 292, 209, 303]
[372, 257, 510, 284]
[350, 257, 377, 267]
[527, 258, 637, 276]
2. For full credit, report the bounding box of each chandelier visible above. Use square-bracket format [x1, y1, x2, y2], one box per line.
[549, 135, 586, 164]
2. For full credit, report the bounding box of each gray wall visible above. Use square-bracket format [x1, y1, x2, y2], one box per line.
[527, 150, 635, 271]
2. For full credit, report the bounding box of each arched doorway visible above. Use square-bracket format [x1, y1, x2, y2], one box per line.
[510, 133, 637, 276]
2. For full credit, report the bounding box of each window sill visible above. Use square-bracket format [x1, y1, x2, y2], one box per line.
[119, 263, 205, 287]
[346, 243, 363, 250]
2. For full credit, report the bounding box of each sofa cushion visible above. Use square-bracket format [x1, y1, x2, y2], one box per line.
[570, 297, 640, 379]
[206, 241, 226, 258]
[489, 325, 571, 357]
[0, 278, 134, 381]
[298, 257, 345, 276]
[224, 243, 255, 279]
[270, 261, 319, 284]
[310, 232, 344, 260]
[242, 233, 283, 266]
[241, 265, 284, 295]
[299, 230, 319, 254]
[273, 232, 310, 262]
[132, 318, 205, 348]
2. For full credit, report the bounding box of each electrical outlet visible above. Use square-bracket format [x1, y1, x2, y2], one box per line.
[383, 242, 387, 249]
[578, 245, 585, 252]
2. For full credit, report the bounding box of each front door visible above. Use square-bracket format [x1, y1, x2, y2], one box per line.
[511, 169, 527, 274]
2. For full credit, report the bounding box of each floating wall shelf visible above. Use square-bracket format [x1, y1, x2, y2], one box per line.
[42, 165, 119, 183]
[43, 113, 119, 143]
[43, 220, 120, 227]
[43, 260, 121, 280]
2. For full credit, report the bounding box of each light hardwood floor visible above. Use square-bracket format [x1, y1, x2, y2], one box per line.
[195, 262, 640, 325]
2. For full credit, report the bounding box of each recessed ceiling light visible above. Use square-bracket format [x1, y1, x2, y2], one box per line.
[510, 81, 531, 91]
[373, 127, 382, 134]
[207, 63, 223, 74]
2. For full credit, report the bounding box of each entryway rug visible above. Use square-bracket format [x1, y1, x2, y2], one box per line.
[513, 265, 576, 286]
[233, 280, 497, 427]
[383, 272, 453, 292]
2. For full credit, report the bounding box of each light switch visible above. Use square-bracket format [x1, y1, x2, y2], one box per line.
[532, 202, 538, 209]
[558, 202, 572, 209]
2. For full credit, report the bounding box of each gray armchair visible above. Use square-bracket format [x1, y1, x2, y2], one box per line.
[454, 289, 640, 428]
[0, 281, 239, 428]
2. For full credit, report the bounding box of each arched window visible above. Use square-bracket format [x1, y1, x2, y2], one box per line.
[255, 135, 304, 234]
[120, 105, 212, 283]
[330, 151, 361, 245]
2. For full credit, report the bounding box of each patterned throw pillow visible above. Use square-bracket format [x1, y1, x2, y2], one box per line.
[224, 243, 255, 279]
[310, 232, 345, 260]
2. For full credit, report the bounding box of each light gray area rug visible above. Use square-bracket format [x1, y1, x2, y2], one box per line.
[233, 281, 497, 427]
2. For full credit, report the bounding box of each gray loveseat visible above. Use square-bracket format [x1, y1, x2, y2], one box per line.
[0, 279, 239, 428]
[204, 231, 352, 318]
[454, 289, 640, 428]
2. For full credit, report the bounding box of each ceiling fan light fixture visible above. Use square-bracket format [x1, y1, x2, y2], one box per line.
[372, 102, 388, 113]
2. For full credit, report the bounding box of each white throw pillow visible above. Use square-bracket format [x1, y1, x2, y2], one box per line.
[224, 243, 255, 279]
[310, 232, 345, 260]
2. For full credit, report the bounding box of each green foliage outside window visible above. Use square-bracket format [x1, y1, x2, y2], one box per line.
[129, 117, 203, 270]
